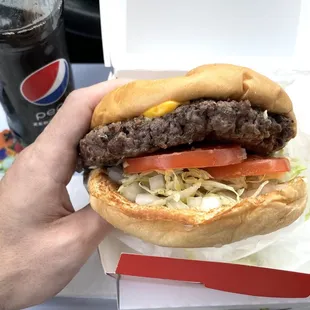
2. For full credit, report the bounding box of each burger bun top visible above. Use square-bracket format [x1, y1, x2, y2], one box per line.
[91, 63, 296, 133]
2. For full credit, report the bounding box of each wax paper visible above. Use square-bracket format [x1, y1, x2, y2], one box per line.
[109, 73, 310, 271]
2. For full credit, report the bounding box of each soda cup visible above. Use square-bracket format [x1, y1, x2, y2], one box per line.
[0, 0, 74, 146]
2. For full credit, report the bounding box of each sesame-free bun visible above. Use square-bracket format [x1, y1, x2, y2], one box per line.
[88, 169, 307, 248]
[91, 63, 296, 134]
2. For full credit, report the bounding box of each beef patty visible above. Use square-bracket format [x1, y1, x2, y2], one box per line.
[79, 99, 295, 167]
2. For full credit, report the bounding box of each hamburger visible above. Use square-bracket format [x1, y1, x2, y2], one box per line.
[79, 64, 307, 248]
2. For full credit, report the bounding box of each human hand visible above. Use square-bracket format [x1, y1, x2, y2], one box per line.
[0, 79, 130, 310]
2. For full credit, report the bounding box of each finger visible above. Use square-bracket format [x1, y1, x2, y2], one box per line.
[37, 78, 131, 152]
[62, 205, 112, 251]
[30, 79, 131, 182]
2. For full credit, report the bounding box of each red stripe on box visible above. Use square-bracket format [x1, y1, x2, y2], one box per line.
[116, 254, 310, 298]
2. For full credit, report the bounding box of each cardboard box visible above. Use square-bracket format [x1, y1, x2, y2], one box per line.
[98, 0, 310, 309]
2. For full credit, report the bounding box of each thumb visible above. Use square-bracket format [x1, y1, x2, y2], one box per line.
[63, 205, 112, 255]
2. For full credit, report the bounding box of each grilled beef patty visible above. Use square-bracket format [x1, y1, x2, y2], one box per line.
[79, 99, 295, 167]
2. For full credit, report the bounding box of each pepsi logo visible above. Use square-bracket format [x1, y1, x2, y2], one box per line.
[20, 59, 69, 106]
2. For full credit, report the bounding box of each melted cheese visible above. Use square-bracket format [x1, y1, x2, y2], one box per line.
[143, 100, 182, 118]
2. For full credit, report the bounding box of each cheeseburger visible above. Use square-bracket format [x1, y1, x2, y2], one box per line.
[79, 64, 307, 248]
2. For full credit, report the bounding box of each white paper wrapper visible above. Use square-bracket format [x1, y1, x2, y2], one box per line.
[109, 72, 310, 272]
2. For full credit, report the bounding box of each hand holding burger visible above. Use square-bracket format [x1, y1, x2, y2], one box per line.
[0, 79, 130, 310]
[79, 64, 307, 248]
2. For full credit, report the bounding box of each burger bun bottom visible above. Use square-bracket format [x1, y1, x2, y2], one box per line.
[88, 169, 307, 248]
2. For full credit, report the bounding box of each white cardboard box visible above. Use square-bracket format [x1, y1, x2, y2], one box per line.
[118, 276, 310, 310]
[100, 0, 310, 72]
[98, 1, 310, 309]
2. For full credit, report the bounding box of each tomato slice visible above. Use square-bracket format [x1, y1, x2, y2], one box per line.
[206, 157, 290, 179]
[124, 146, 247, 174]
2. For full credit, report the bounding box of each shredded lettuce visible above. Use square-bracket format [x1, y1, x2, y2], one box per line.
[180, 183, 202, 200]
[118, 168, 245, 210]
[181, 169, 212, 181]
[118, 155, 306, 211]
[305, 210, 310, 222]
[273, 146, 307, 182]
[139, 182, 175, 196]
[119, 182, 144, 202]
[201, 180, 241, 200]
[279, 158, 306, 183]
[251, 181, 269, 198]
